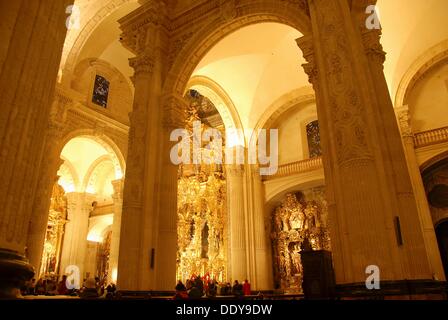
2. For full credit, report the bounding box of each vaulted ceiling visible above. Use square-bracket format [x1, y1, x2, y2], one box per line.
[62, 0, 448, 129]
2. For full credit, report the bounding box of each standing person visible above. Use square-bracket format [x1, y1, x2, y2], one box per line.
[232, 280, 243, 297]
[57, 275, 69, 295]
[243, 279, 251, 296]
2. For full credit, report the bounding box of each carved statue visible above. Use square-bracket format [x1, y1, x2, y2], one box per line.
[289, 205, 305, 230]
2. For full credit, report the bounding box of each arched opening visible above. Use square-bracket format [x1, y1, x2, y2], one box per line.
[176, 89, 228, 284]
[422, 157, 448, 279]
[436, 221, 448, 279]
[174, 19, 317, 290]
[38, 135, 124, 290]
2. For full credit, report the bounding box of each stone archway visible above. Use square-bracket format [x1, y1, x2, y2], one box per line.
[163, 0, 312, 97]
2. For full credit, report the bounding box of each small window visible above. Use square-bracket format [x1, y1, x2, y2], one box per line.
[306, 120, 322, 158]
[92, 75, 109, 108]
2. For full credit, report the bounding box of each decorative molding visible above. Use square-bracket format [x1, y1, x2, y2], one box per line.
[414, 126, 448, 149]
[263, 157, 323, 181]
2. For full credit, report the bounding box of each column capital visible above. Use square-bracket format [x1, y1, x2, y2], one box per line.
[162, 94, 188, 130]
[129, 53, 155, 78]
[296, 35, 318, 87]
[361, 29, 386, 67]
[395, 105, 414, 138]
[112, 179, 124, 201]
[119, 0, 169, 55]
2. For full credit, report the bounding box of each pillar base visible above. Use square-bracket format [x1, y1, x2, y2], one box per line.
[336, 280, 447, 300]
[0, 249, 34, 299]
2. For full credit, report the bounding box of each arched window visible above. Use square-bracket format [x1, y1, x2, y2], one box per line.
[306, 120, 321, 158]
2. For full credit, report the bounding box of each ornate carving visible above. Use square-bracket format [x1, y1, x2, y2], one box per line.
[296, 35, 318, 87]
[163, 94, 188, 130]
[312, 0, 373, 165]
[219, 0, 239, 23]
[362, 29, 386, 66]
[395, 106, 413, 138]
[129, 54, 155, 77]
[271, 189, 330, 292]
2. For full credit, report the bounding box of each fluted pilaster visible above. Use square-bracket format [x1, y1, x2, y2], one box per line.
[226, 160, 248, 283]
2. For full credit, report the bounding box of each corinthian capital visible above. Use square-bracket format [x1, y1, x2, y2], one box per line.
[296, 35, 318, 86]
[395, 105, 413, 138]
[129, 53, 155, 77]
[361, 29, 386, 66]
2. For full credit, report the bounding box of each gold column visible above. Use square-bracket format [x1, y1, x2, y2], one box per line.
[0, 0, 73, 297]
[297, 0, 433, 284]
[395, 106, 445, 280]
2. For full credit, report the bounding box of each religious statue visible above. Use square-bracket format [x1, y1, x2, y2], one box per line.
[289, 205, 305, 230]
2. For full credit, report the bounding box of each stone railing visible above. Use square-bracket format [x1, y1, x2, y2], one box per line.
[414, 126, 448, 148]
[263, 157, 323, 181]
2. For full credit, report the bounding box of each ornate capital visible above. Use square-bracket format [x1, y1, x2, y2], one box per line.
[395, 105, 414, 138]
[361, 29, 386, 66]
[119, 0, 168, 54]
[296, 35, 318, 86]
[162, 94, 188, 130]
[129, 54, 155, 77]
[112, 179, 124, 201]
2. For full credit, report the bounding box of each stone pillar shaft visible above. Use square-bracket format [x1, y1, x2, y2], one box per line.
[227, 162, 248, 283]
[59, 193, 93, 281]
[297, 0, 432, 284]
[250, 167, 273, 290]
[117, 3, 168, 290]
[0, 0, 73, 298]
[109, 179, 124, 284]
[396, 106, 446, 280]
[26, 91, 70, 273]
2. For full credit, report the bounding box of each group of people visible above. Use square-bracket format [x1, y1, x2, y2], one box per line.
[21, 276, 73, 297]
[175, 276, 252, 299]
[21, 275, 117, 299]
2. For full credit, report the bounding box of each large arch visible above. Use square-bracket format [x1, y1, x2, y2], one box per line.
[249, 86, 315, 151]
[186, 75, 245, 147]
[59, 129, 126, 180]
[395, 39, 448, 108]
[163, 0, 311, 97]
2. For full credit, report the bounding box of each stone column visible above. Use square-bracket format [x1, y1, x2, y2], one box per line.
[26, 90, 71, 274]
[154, 95, 186, 291]
[117, 1, 168, 291]
[59, 193, 94, 282]
[226, 161, 248, 283]
[108, 179, 124, 284]
[296, 0, 433, 285]
[250, 166, 273, 290]
[396, 106, 445, 280]
[0, 0, 73, 297]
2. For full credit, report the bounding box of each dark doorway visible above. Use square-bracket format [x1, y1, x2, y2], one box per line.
[436, 221, 448, 279]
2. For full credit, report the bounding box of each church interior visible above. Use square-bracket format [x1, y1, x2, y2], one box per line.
[1, 0, 448, 300]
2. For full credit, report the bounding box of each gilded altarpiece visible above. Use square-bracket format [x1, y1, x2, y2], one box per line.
[39, 184, 68, 278]
[177, 92, 228, 282]
[272, 187, 331, 292]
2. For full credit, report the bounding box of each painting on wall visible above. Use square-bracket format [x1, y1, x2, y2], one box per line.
[306, 120, 322, 158]
[92, 75, 110, 108]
